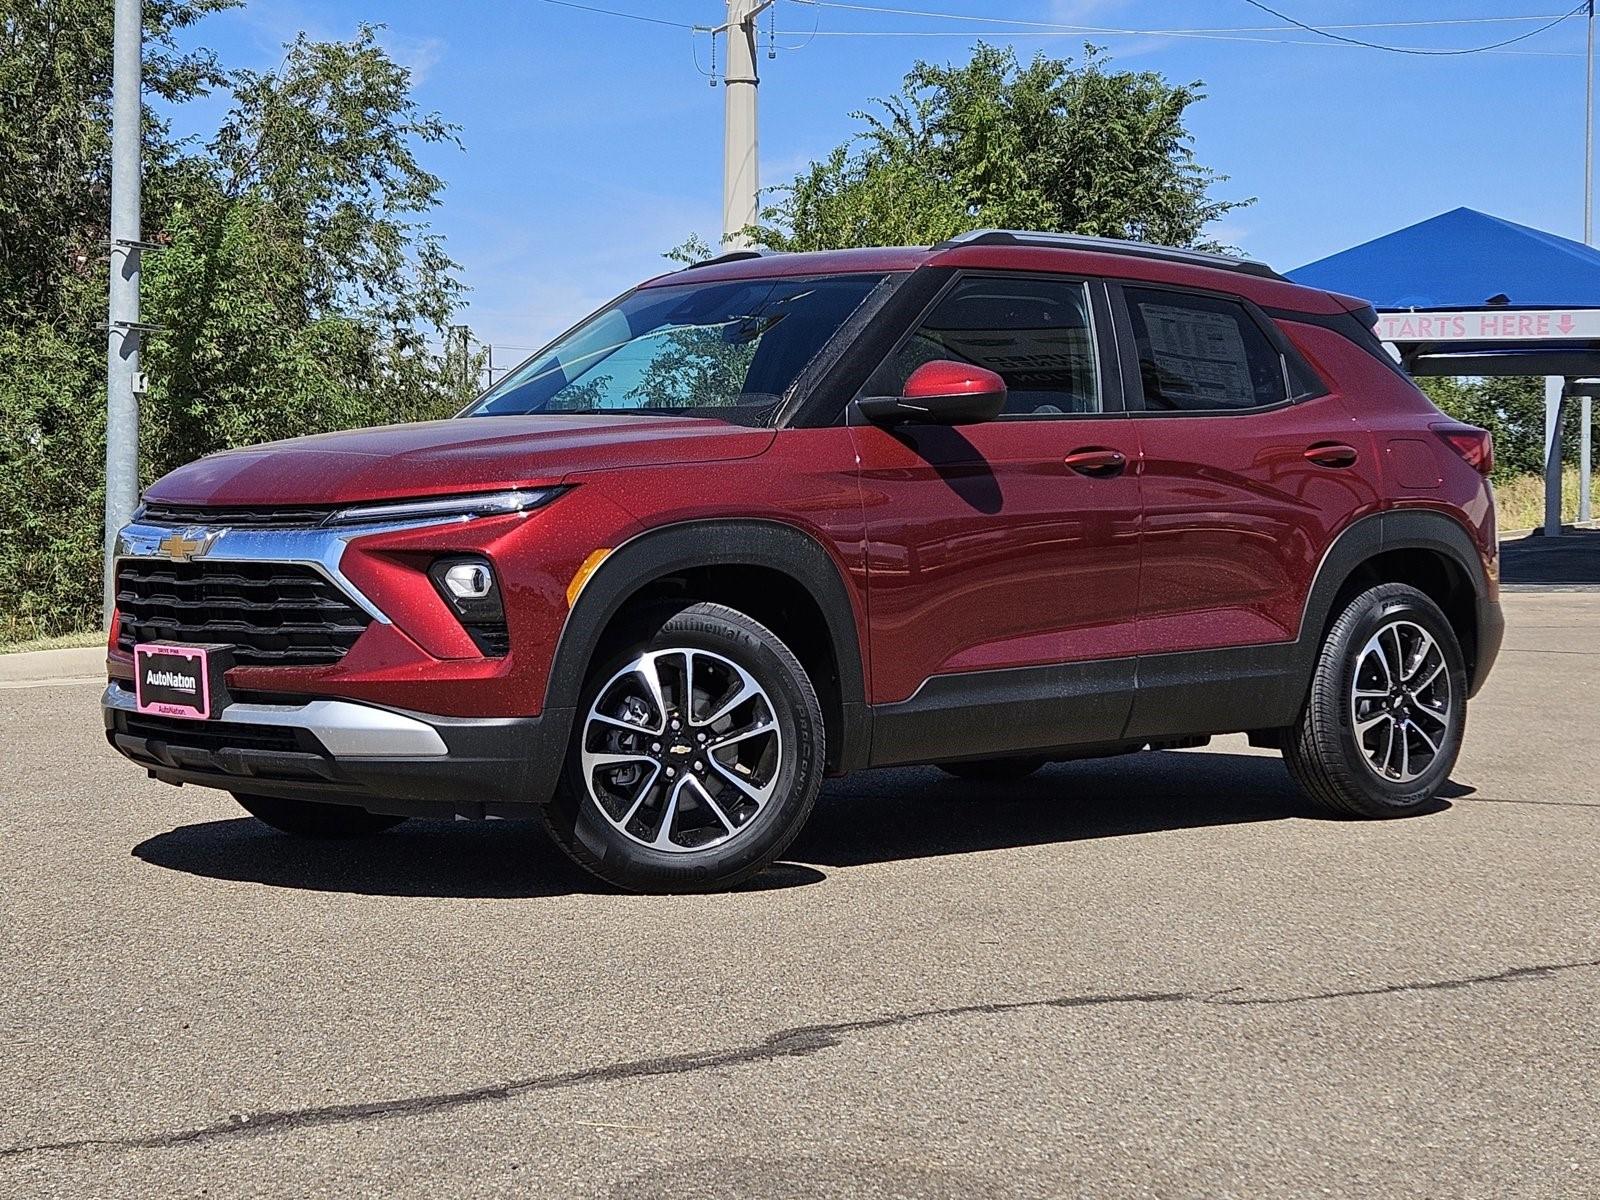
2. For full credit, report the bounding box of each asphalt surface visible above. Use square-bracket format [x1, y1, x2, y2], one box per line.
[3, 558, 1597, 1198]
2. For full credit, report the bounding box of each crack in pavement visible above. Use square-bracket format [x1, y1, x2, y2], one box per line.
[5, 958, 1596, 1161]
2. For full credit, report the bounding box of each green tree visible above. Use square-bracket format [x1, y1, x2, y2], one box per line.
[0, 0, 238, 325]
[1, 13, 475, 641]
[755, 43, 1246, 252]
[142, 26, 472, 469]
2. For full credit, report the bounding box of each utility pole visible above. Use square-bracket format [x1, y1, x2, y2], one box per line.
[717, 0, 776, 247]
[452, 325, 472, 394]
[1587, 0, 1595, 244]
[103, 0, 143, 627]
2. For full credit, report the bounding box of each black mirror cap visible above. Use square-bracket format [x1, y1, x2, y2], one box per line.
[855, 386, 1006, 427]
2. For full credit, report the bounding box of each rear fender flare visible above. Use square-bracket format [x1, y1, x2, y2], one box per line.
[1297, 509, 1497, 693]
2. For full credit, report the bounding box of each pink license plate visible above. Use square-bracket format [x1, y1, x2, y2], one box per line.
[133, 644, 214, 720]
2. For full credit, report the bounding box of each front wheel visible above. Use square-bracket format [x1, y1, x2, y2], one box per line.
[233, 793, 408, 838]
[1283, 583, 1467, 818]
[539, 602, 826, 893]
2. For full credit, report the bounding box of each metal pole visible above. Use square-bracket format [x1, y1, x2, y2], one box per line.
[721, 0, 774, 247]
[1587, 1, 1595, 244]
[1582, 395, 1594, 524]
[1544, 376, 1568, 537]
[453, 325, 471, 393]
[103, 0, 143, 628]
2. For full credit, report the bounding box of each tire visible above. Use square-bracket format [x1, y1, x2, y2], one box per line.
[1283, 583, 1468, 818]
[233, 793, 408, 838]
[539, 601, 826, 893]
[937, 756, 1048, 782]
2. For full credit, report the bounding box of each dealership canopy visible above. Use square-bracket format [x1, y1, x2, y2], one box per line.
[1289, 207, 1596, 535]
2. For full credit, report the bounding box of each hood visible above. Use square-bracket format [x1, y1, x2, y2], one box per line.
[144, 414, 776, 507]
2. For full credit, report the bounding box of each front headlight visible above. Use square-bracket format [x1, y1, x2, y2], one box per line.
[328, 488, 563, 527]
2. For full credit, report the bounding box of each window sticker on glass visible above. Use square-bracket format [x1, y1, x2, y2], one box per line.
[1139, 303, 1254, 407]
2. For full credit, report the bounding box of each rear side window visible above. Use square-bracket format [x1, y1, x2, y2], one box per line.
[1124, 287, 1287, 412]
[873, 275, 1101, 416]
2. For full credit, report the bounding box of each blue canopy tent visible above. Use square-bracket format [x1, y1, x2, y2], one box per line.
[1290, 207, 1598, 536]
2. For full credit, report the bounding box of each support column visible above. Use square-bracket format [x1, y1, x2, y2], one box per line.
[1544, 375, 1568, 537]
[1582, 394, 1594, 525]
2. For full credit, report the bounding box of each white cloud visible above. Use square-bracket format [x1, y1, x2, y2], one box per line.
[377, 31, 445, 86]
[234, 0, 443, 83]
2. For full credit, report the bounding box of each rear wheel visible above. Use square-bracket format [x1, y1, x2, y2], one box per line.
[937, 756, 1048, 782]
[539, 602, 825, 893]
[1283, 583, 1467, 818]
[233, 793, 407, 838]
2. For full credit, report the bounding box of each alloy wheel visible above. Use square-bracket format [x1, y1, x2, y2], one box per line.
[1348, 619, 1453, 784]
[580, 648, 782, 853]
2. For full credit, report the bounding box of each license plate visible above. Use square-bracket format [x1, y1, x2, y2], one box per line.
[133, 643, 230, 720]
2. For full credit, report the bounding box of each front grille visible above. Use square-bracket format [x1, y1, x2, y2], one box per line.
[141, 501, 339, 528]
[115, 560, 371, 666]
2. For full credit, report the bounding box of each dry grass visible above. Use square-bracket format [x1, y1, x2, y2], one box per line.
[0, 629, 104, 655]
[1495, 468, 1589, 532]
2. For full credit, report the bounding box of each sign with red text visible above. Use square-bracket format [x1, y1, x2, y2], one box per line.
[1375, 309, 1600, 343]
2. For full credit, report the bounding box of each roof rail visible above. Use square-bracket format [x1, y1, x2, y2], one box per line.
[932, 229, 1283, 281]
[682, 247, 781, 270]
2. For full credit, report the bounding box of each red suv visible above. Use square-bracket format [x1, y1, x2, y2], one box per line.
[104, 231, 1503, 892]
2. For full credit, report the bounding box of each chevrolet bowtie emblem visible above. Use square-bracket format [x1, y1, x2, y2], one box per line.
[156, 527, 222, 562]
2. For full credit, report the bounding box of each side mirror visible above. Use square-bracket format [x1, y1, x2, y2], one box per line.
[856, 360, 1007, 427]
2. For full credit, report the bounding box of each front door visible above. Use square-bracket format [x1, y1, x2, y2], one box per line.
[849, 273, 1143, 763]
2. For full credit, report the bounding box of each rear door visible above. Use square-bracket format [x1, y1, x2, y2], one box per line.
[849, 272, 1143, 760]
[1113, 282, 1381, 734]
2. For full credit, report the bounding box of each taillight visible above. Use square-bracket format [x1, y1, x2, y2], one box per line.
[1431, 422, 1494, 476]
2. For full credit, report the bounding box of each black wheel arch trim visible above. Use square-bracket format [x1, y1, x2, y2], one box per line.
[540, 518, 871, 778]
[1299, 508, 1500, 698]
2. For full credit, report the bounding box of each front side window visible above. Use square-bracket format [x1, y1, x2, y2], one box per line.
[871, 275, 1101, 416]
[463, 274, 889, 423]
[1124, 287, 1287, 412]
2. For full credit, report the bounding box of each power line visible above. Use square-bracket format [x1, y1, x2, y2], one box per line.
[1234, 0, 1587, 56]
[793, 1, 1577, 38]
[772, 29, 1580, 58]
[788, 1, 1585, 55]
[530, 0, 697, 30]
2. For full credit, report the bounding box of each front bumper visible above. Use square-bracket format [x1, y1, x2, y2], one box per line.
[103, 683, 570, 818]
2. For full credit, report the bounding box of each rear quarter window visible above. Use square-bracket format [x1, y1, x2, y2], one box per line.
[1124, 287, 1289, 412]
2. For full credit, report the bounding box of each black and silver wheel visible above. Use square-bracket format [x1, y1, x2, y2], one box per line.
[937, 756, 1048, 782]
[1284, 583, 1467, 818]
[232, 793, 408, 838]
[540, 602, 825, 892]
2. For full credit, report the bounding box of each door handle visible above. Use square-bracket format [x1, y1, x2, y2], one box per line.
[1063, 447, 1127, 478]
[1303, 442, 1359, 468]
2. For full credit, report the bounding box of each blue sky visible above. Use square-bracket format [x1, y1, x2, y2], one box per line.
[163, 1, 1599, 356]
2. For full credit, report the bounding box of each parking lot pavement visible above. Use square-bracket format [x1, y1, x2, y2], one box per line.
[2, 589, 1596, 1200]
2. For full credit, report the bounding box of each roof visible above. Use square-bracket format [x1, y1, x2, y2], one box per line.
[1288, 207, 1600, 310]
[649, 232, 1341, 314]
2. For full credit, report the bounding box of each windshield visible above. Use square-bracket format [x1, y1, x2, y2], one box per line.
[463, 273, 889, 422]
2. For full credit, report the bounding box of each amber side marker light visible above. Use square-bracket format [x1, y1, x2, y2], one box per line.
[567, 549, 612, 608]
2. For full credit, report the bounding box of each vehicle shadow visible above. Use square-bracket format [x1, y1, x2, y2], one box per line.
[791, 750, 1453, 869]
[130, 751, 1456, 899]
